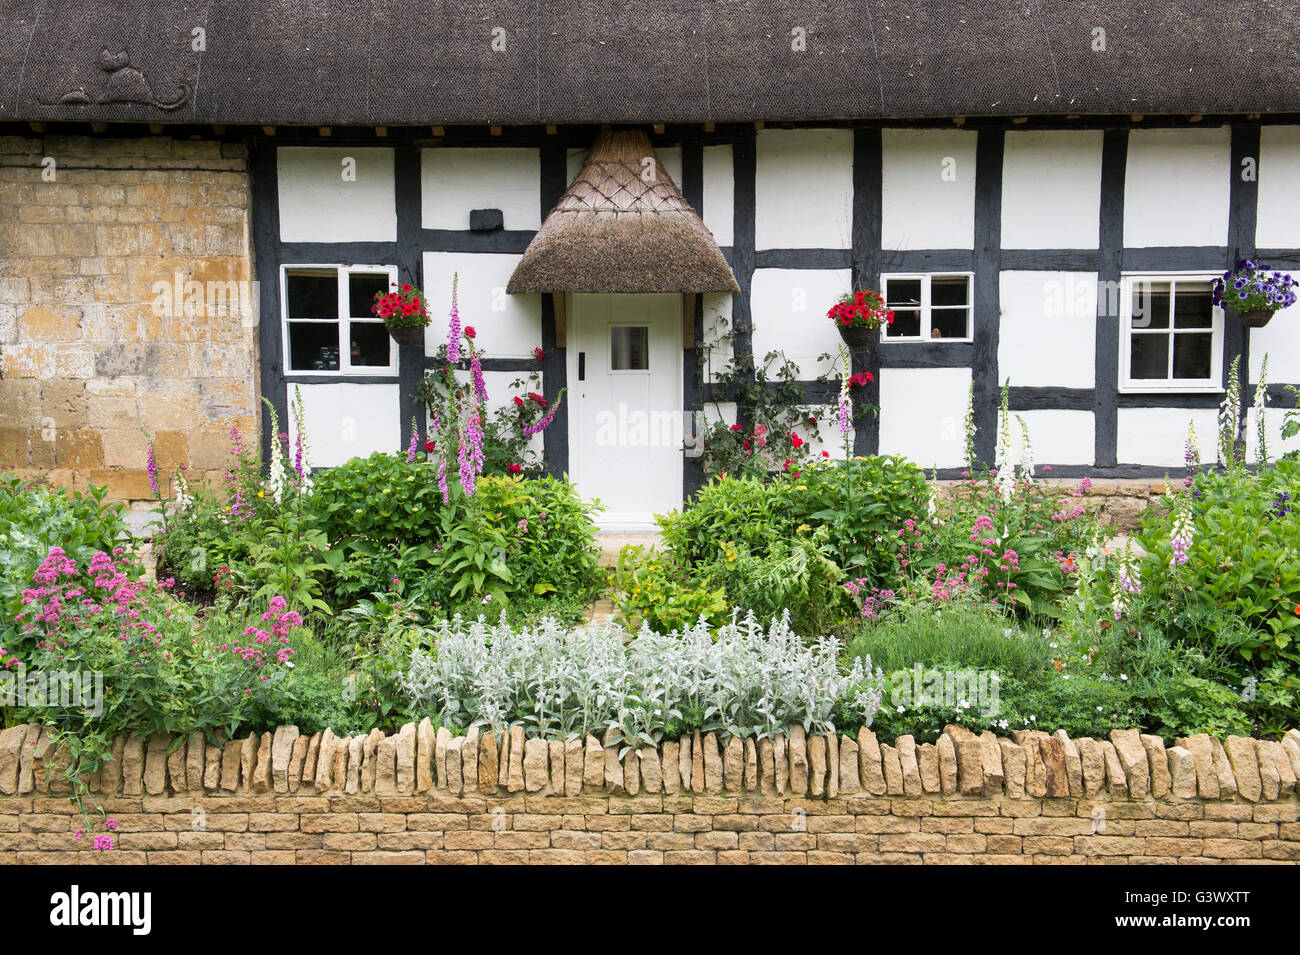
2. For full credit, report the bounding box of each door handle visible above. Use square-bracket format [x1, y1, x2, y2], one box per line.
[578, 352, 585, 381]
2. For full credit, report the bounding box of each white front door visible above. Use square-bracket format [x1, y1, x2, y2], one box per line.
[567, 293, 684, 530]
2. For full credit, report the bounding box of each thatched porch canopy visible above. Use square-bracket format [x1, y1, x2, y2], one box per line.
[507, 130, 739, 295]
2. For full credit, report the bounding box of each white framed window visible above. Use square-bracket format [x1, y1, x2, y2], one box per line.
[1119, 273, 1224, 393]
[880, 273, 974, 341]
[280, 264, 399, 375]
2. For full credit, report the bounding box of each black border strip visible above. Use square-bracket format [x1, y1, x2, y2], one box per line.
[250, 141, 287, 469]
[1094, 128, 1127, 468]
[538, 143, 569, 478]
[851, 127, 883, 456]
[971, 127, 1004, 465]
[681, 140, 706, 498]
[754, 248, 852, 269]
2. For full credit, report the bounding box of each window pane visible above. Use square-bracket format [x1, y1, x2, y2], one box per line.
[289, 322, 340, 371]
[349, 272, 392, 318]
[888, 309, 921, 337]
[1131, 283, 1170, 329]
[1130, 333, 1169, 379]
[1172, 333, 1212, 379]
[931, 308, 969, 339]
[349, 321, 392, 367]
[932, 277, 969, 308]
[1174, 284, 1214, 329]
[886, 280, 922, 308]
[611, 326, 649, 370]
[286, 272, 338, 319]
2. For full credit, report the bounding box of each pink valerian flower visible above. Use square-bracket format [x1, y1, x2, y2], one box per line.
[446, 273, 462, 363]
[1076, 476, 1093, 495]
[103, 818, 118, 831]
[92, 834, 113, 851]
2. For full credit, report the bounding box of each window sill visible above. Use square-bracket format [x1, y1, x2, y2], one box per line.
[1118, 384, 1224, 395]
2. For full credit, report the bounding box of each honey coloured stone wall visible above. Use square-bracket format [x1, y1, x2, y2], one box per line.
[0, 134, 257, 501]
[1, 724, 1297, 865]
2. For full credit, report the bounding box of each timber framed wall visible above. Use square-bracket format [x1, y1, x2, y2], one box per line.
[249, 116, 1300, 496]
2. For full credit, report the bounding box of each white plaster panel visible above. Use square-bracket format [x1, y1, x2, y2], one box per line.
[755, 128, 853, 250]
[997, 271, 1097, 388]
[277, 147, 396, 242]
[1003, 409, 1095, 466]
[1248, 299, 1300, 383]
[1247, 406, 1300, 462]
[420, 147, 541, 231]
[878, 367, 972, 469]
[291, 383, 400, 467]
[1257, 125, 1300, 248]
[750, 268, 851, 379]
[1123, 128, 1230, 248]
[1001, 130, 1103, 249]
[881, 129, 977, 251]
[702, 144, 735, 247]
[422, 252, 542, 359]
[1116, 407, 1219, 467]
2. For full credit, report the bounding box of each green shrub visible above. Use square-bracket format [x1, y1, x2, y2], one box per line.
[1135, 457, 1300, 665]
[780, 455, 929, 581]
[703, 535, 848, 635]
[473, 474, 604, 606]
[612, 546, 729, 634]
[658, 476, 793, 566]
[306, 451, 446, 546]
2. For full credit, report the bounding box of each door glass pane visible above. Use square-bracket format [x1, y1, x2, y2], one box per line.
[349, 320, 392, 367]
[1174, 284, 1214, 328]
[611, 326, 649, 370]
[887, 309, 921, 337]
[1172, 332, 1212, 379]
[286, 272, 338, 319]
[1130, 333, 1169, 379]
[931, 308, 969, 339]
[932, 276, 969, 307]
[1131, 282, 1170, 329]
[289, 321, 340, 371]
[349, 272, 392, 317]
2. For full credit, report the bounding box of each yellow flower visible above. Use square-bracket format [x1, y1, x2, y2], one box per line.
[257, 490, 264, 498]
[797, 523, 811, 533]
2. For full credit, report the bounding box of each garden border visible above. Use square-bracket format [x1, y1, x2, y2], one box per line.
[3, 724, 1296, 864]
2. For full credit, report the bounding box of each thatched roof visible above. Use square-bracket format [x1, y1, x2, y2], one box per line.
[507, 130, 739, 294]
[3, 1, 1299, 125]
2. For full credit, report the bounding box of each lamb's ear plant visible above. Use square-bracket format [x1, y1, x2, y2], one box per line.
[401, 612, 885, 745]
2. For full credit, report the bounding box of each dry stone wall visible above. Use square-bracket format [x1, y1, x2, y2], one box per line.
[0, 134, 256, 500]
[1, 724, 1298, 864]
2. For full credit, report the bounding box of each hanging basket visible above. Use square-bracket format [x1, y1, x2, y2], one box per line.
[1232, 306, 1275, 329]
[836, 324, 878, 349]
[387, 324, 427, 349]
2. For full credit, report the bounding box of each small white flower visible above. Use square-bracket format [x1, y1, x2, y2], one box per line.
[1120, 674, 1128, 682]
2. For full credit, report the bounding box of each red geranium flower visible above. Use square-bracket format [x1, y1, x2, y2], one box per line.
[533, 346, 545, 361]
[730, 423, 743, 432]
[424, 440, 436, 453]
[464, 326, 476, 339]
[790, 433, 804, 449]
[506, 463, 522, 475]
[514, 396, 525, 407]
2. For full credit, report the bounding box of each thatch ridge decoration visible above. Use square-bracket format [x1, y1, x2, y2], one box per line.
[507, 129, 739, 295]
